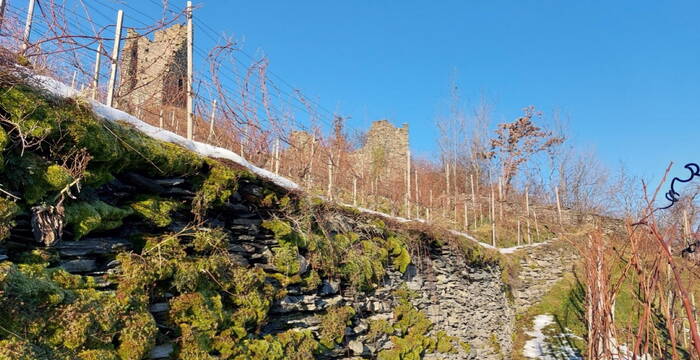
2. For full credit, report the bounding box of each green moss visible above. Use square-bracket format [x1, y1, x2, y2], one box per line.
[0, 198, 19, 242]
[129, 196, 180, 228]
[367, 319, 394, 342]
[0, 127, 8, 172]
[318, 306, 355, 349]
[3, 152, 52, 204]
[235, 329, 319, 360]
[301, 270, 321, 292]
[117, 311, 157, 360]
[170, 292, 225, 332]
[489, 333, 502, 358]
[0, 86, 57, 140]
[376, 285, 463, 359]
[388, 236, 412, 273]
[77, 349, 120, 360]
[262, 219, 308, 248]
[192, 228, 228, 253]
[65, 200, 133, 240]
[192, 164, 240, 216]
[272, 244, 301, 275]
[44, 164, 73, 190]
[0, 339, 42, 360]
[0, 262, 154, 359]
[436, 330, 458, 353]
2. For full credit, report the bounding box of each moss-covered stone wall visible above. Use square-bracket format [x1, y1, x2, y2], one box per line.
[0, 77, 516, 359]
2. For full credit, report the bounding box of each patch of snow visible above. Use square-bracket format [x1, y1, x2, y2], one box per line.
[523, 314, 582, 360]
[31, 74, 300, 191]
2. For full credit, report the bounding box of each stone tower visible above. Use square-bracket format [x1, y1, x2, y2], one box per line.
[356, 120, 409, 179]
[118, 24, 187, 112]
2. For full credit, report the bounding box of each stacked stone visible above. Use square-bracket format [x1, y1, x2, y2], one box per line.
[3, 172, 522, 359]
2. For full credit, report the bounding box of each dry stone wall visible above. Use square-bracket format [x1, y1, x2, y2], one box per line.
[4, 170, 518, 359]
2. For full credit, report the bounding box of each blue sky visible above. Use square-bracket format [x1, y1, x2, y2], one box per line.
[185, 0, 699, 184]
[16, 0, 700, 186]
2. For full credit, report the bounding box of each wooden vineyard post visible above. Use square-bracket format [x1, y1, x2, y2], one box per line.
[498, 177, 503, 220]
[526, 186, 531, 244]
[491, 185, 496, 247]
[555, 185, 563, 226]
[470, 174, 477, 229]
[353, 177, 357, 207]
[327, 156, 333, 200]
[20, 0, 35, 53]
[106, 9, 124, 107]
[208, 100, 217, 140]
[185, 1, 194, 140]
[406, 150, 411, 218]
[92, 42, 102, 100]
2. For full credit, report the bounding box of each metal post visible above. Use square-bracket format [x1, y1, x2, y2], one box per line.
[92, 42, 102, 100]
[21, 0, 35, 53]
[208, 99, 217, 140]
[186, 1, 194, 140]
[106, 10, 124, 108]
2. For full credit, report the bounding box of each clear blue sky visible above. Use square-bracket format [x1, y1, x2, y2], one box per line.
[20, 0, 700, 185]
[188, 0, 699, 184]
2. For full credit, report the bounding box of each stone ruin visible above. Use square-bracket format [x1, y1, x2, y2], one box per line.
[354, 119, 410, 180]
[117, 24, 188, 113]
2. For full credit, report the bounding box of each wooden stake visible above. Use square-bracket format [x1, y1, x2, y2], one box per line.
[21, 0, 35, 53]
[406, 150, 411, 218]
[445, 162, 450, 199]
[470, 174, 477, 229]
[208, 99, 217, 140]
[353, 177, 357, 207]
[92, 42, 102, 100]
[491, 185, 496, 247]
[526, 186, 531, 244]
[276, 138, 282, 174]
[463, 199, 468, 230]
[498, 177, 503, 220]
[555, 185, 563, 225]
[106, 9, 124, 108]
[327, 156, 333, 200]
[186, 1, 194, 140]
